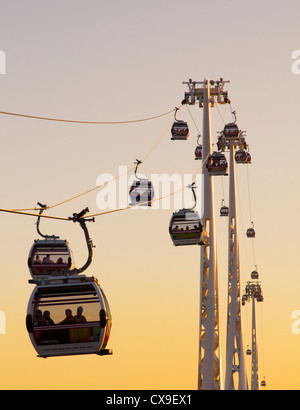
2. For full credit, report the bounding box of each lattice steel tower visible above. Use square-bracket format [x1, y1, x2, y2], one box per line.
[217, 120, 248, 390]
[183, 78, 229, 390]
[242, 280, 264, 390]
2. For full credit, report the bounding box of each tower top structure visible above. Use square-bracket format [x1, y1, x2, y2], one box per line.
[182, 78, 230, 107]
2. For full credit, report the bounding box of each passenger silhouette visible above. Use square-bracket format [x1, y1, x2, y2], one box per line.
[43, 310, 54, 325]
[33, 255, 42, 264]
[74, 306, 87, 323]
[34, 310, 47, 326]
[43, 254, 54, 264]
[61, 309, 76, 324]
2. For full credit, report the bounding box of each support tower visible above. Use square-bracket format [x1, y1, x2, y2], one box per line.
[243, 281, 264, 390]
[183, 78, 229, 390]
[218, 122, 248, 389]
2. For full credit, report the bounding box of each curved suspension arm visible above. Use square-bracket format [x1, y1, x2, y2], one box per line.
[230, 107, 237, 124]
[134, 159, 143, 181]
[69, 208, 95, 275]
[36, 202, 59, 239]
[174, 107, 179, 121]
[197, 134, 202, 146]
[187, 182, 197, 211]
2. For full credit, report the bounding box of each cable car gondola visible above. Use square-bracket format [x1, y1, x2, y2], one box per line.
[26, 276, 112, 358]
[194, 134, 202, 160]
[26, 207, 112, 358]
[246, 222, 256, 238]
[195, 145, 202, 160]
[171, 120, 189, 141]
[223, 122, 240, 139]
[169, 183, 204, 246]
[28, 239, 74, 280]
[129, 160, 154, 207]
[206, 152, 228, 176]
[28, 204, 75, 281]
[171, 108, 189, 141]
[220, 199, 229, 217]
[251, 266, 259, 280]
[235, 149, 251, 164]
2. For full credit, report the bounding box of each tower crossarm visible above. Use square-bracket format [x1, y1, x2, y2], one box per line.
[218, 130, 248, 151]
[182, 78, 230, 107]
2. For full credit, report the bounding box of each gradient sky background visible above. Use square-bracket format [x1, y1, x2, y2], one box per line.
[0, 0, 299, 390]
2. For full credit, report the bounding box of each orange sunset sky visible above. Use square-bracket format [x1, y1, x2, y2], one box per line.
[0, 0, 299, 390]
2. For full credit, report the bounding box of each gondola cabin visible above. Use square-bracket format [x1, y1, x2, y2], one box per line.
[251, 269, 259, 280]
[129, 179, 154, 207]
[171, 120, 189, 141]
[220, 201, 229, 217]
[169, 209, 203, 246]
[246, 226, 256, 238]
[26, 276, 112, 358]
[28, 239, 74, 281]
[206, 152, 228, 176]
[195, 145, 202, 160]
[223, 122, 240, 139]
[235, 149, 251, 164]
[261, 380, 267, 387]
